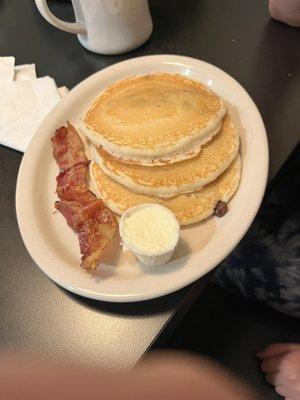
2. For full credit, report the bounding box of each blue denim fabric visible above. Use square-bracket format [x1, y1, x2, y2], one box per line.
[213, 144, 300, 318]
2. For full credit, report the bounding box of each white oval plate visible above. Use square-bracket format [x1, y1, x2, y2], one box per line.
[16, 55, 268, 302]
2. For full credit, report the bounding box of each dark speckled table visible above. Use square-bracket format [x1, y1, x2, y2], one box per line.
[0, 0, 299, 369]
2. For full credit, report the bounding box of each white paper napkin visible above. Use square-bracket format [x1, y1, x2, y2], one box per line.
[0, 76, 61, 152]
[14, 64, 37, 81]
[0, 56, 15, 83]
[58, 86, 68, 98]
[0, 56, 68, 152]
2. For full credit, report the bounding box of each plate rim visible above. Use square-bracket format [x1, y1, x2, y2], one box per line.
[16, 54, 269, 302]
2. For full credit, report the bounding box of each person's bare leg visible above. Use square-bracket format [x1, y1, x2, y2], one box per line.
[0, 351, 259, 400]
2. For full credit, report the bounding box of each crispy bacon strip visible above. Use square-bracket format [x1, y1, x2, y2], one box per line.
[56, 162, 89, 201]
[52, 122, 117, 270]
[52, 124, 87, 172]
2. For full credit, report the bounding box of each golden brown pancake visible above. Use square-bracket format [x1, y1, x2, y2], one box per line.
[89, 155, 241, 226]
[81, 73, 226, 165]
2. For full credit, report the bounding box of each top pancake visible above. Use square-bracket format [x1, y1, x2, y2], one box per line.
[82, 73, 226, 163]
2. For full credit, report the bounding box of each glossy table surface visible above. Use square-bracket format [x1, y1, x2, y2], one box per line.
[0, 0, 299, 368]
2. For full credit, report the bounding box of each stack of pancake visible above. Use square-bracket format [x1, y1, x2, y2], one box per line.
[79, 73, 241, 226]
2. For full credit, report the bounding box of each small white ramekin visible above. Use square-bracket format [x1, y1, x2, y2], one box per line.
[119, 204, 180, 267]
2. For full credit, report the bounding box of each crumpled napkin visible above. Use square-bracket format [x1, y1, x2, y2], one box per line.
[0, 56, 68, 152]
[0, 56, 15, 83]
[14, 64, 37, 81]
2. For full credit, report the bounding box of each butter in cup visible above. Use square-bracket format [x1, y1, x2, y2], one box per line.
[119, 204, 180, 267]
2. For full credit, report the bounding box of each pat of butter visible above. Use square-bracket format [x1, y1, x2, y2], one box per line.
[119, 204, 180, 266]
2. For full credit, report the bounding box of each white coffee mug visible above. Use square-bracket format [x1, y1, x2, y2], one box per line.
[35, 0, 153, 55]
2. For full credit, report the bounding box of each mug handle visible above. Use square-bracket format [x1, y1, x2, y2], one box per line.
[35, 0, 86, 35]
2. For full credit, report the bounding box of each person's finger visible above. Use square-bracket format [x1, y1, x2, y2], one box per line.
[275, 385, 299, 400]
[260, 354, 285, 373]
[275, 384, 300, 399]
[265, 372, 285, 386]
[283, 350, 300, 380]
[275, 385, 288, 397]
[257, 343, 300, 359]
